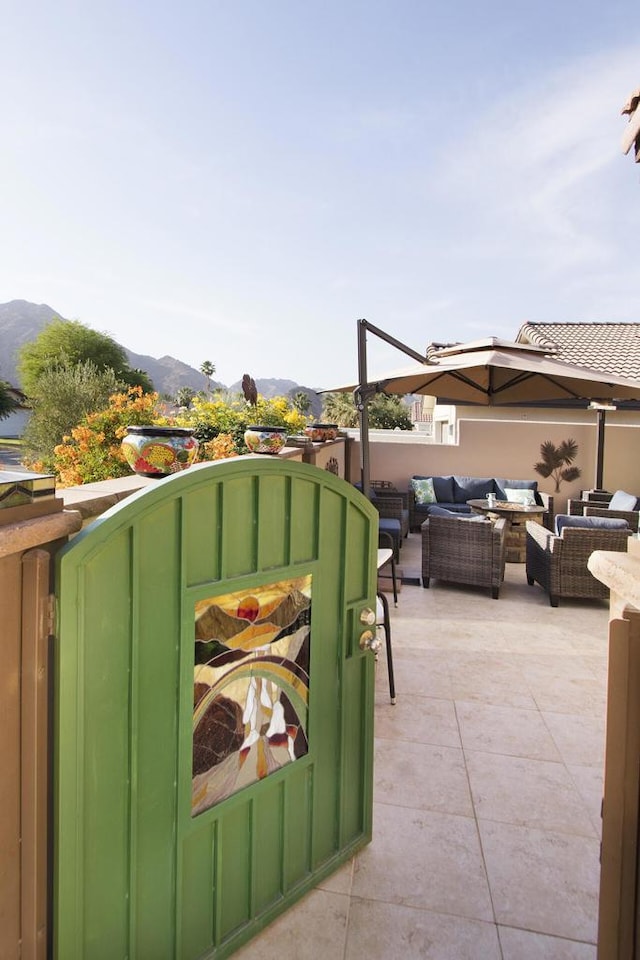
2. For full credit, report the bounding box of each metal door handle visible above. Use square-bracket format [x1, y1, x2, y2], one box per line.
[359, 630, 382, 652]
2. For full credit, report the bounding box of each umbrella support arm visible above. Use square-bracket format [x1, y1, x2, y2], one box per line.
[357, 318, 426, 498]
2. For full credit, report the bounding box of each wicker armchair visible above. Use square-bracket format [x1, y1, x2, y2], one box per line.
[370, 481, 410, 540]
[568, 491, 640, 533]
[421, 515, 507, 599]
[525, 519, 631, 607]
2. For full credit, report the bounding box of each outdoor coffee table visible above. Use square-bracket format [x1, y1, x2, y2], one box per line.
[466, 498, 547, 563]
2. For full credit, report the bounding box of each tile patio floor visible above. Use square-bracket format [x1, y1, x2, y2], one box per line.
[236, 533, 608, 960]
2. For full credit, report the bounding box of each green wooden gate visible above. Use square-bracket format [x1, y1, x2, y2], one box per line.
[53, 457, 378, 959]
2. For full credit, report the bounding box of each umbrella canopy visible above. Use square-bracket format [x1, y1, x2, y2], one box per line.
[329, 338, 640, 405]
[326, 336, 640, 496]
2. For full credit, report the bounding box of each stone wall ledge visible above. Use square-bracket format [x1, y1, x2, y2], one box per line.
[0, 509, 83, 560]
[588, 538, 640, 611]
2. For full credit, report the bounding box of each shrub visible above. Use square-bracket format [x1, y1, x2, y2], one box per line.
[52, 387, 168, 485]
[176, 394, 307, 454]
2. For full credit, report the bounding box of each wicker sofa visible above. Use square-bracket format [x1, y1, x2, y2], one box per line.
[421, 513, 507, 599]
[525, 515, 632, 607]
[567, 489, 640, 533]
[408, 474, 553, 532]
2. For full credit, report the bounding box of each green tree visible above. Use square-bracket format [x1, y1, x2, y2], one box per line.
[322, 392, 413, 430]
[0, 381, 19, 420]
[18, 318, 153, 396]
[200, 360, 216, 394]
[369, 394, 414, 430]
[534, 438, 581, 492]
[321, 392, 360, 427]
[292, 390, 312, 415]
[22, 360, 124, 470]
[175, 386, 196, 409]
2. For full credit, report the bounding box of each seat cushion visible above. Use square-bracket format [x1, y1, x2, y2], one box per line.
[609, 490, 639, 511]
[555, 514, 630, 535]
[429, 505, 488, 522]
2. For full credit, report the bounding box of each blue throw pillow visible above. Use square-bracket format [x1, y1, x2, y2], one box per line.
[608, 490, 639, 511]
[453, 476, 495, 503]
[555, 514, 629, 535]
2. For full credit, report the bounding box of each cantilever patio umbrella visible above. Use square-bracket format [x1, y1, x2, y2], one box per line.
[326, 323, 640, 497]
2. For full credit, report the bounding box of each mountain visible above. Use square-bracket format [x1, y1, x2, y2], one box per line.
[0, 301, 321, 411]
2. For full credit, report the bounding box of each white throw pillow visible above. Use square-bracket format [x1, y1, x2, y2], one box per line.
[608, 490, 638, 512]
[504, 487, 536, 506]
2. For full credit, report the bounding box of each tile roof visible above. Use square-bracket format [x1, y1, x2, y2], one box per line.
[515, 322, 640, 381]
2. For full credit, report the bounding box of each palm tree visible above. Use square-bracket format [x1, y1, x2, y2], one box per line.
[534, 439, 581, 492]
[175, 387, 196, 409]
[322, 392, 359, 427]
[200, 360, 216, 394]
[292, 391, 311, 415]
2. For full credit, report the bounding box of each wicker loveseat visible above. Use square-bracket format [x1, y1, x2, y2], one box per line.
[525, 515, 632, 607]
[408, 474, 553, 532]
[421, 513, 507, 599]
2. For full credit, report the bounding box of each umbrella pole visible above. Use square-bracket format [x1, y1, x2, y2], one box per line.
[355, 318, 427, 499]
[357, 319, 371, 498]
[595, 408, 606, 492]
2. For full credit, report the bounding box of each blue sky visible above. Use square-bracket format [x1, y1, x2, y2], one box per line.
[1, 1, 638, 389]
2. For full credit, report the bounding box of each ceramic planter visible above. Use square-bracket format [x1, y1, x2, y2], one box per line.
[121, 426, 199, 478]
[304, 423, 339, 442]
[243, 425, 287, 455]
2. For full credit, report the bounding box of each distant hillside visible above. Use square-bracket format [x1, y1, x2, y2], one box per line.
[0, 300, 321, 411]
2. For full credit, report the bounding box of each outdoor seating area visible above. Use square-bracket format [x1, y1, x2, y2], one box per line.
[235, 531, 607, 959]
[407, 474, 554, 532]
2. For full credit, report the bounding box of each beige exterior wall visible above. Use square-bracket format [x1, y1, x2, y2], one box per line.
[347, 408, 640, 515]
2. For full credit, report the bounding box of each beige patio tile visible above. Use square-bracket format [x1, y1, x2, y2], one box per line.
[232, 888, 349, 960]
[456, 700, 562, 760]
[448, 654, 536, 708]
[374, 693, 460, 747]
[499, 926, 597, 959]
[518, 650, 602, 682]
[479, 820, 600, 943]
[316, 857, 354, 895]
[374, 738, 473, 816]
[376, 650, 453, 699]
[521, 673, 607, 716]
[542, 710, 606, 766]
[465, 751, 596, 837]
[567, 764, 604, 835]
[352, 802, 493, 922]
[345, 899, 502, 959]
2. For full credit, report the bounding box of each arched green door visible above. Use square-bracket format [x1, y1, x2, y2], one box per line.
[53, 457, 378, 959]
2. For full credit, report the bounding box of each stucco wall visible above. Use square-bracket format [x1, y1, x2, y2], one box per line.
[347, 410, 640, 514]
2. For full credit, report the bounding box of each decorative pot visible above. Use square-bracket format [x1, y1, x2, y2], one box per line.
[121, 426, 199, 478]
[243, 425, 287, 455]
[304, 423, 339, 442]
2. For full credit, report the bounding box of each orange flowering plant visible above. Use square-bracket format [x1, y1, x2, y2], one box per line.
[52, 387, 169, 486]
